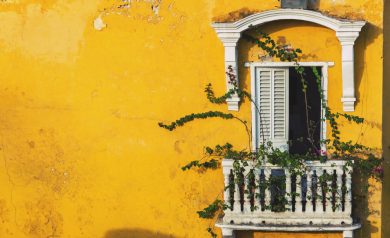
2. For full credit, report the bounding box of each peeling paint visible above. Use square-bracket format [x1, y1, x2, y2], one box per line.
[94, 15, 107, 31]
[23, 198, 63, 238]
[95, 0, 164, 29]
[213, 8, 267, 23]
[0, 1, 100, 62]
[319, 6, 365, 21]
[151, 0, 161, 16]
[212, 7, 365, 23]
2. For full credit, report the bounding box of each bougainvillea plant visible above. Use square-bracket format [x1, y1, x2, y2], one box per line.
[158, 31, 383, 237]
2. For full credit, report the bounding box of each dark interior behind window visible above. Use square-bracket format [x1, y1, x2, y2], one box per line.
[289, 67, 322, 155]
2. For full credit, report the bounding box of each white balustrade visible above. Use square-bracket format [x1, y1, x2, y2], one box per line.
[221, 159, 353, 226]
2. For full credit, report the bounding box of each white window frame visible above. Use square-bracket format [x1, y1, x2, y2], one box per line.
[245, 61, 334, 153]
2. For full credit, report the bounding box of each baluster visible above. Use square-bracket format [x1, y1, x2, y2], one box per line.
[254, 168, 261, 211]
[325, 169, 333, 213]
[233, 172, 241, 213]
[243, 168, 252, 213]
[295, 174, 302, 213]
[264, 167, 271, 211]
[285, 170, 292, 212]
[345, 170, 352, 216]
[315, 169, 322, 213]
[223, 169, 232, 210]
[336, 169, 343, 213]
[306, 170, 313, 213]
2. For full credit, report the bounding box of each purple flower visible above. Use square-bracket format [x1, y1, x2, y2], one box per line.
[316, 149, 327, 156]
[373, 166, 384, 175]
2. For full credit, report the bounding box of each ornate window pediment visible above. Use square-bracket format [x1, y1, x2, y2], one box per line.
[212, 9, 365, 112]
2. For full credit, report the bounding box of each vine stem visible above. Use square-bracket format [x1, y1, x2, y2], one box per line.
[295, 63, 321, 154]
[233, 116, 252, 150]
[241, 90, 266, 148]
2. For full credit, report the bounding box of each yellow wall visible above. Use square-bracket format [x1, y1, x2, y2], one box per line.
[0, 0, 384, 238]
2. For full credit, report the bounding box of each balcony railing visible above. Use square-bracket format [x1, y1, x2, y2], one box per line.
[217, 159, 361, 238]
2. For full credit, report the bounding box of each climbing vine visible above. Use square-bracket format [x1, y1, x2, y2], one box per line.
[158, 31, 383, 237]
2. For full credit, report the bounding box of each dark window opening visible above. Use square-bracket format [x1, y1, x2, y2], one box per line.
[289, 67, 322, 155]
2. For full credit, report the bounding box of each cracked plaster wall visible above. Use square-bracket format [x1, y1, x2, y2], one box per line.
[0, 0, 384, 237]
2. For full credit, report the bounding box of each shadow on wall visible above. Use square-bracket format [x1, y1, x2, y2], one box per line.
[104, 229, 176, 238]
[354, 22, 382, 104]
[352, 173, 380, 238]
[382, 0, 390, 238]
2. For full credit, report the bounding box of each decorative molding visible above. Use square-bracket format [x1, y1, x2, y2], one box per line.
[222, 34, 241, 111]
[221, 228, 235, 238]
[212, 9, 365, 33]
[212, 9, 365, 111]
[244, 61, 335, 67]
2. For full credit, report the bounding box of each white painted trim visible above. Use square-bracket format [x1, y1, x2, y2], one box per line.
[212, 9, 365, 33]
[216, 221, 361, 233]
[343, 230, 354, 238]
[245, 62, 335, 67]
[321, 65, 329, 152]
[249, 62, 330, 152]
[222, 158, 352, 170]
[250, 64, 257, 152]
[212, 9, 365, 111]
[221, 228, 235, 238]
[270, 69, 275, 139]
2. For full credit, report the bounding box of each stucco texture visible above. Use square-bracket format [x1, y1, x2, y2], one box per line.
[0, 0, 384, 238]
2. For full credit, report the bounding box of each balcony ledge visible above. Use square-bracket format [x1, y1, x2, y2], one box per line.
[216, 220, 361, 238]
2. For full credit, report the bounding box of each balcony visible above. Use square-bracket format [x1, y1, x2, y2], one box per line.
[217, 159, 361, 238]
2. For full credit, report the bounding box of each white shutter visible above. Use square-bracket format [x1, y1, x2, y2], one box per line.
[258, 69, 271, 139]
[254, 68, 289, 151]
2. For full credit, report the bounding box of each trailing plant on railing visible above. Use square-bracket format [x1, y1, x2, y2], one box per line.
[158, 31, 383, 237]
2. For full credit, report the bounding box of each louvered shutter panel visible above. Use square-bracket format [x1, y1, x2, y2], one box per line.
[255, 68, 289, 151]
[258, 69, 271, 140]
